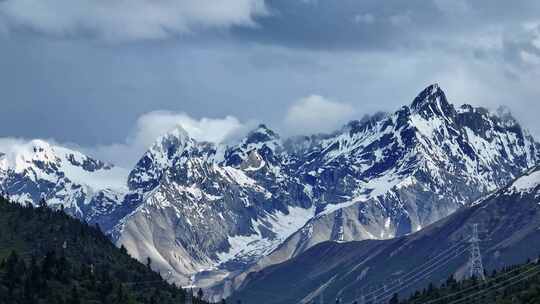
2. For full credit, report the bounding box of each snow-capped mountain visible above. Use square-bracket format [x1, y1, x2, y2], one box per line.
[0, 139, 128, 226]
[1, 84, 538, 298]
[112, 124, 316, 283]
[253, 84, 539, 270]
[110, 84, 539, 296]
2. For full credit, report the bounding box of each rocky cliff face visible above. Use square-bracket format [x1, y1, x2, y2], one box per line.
[111, 124, 316, 284]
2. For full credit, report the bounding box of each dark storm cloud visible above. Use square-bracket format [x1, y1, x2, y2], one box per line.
[233, 0, 540, 52]
[1, 0, 540, 167]
[0, 0, 267, 41]
[233, 0, 436, 50]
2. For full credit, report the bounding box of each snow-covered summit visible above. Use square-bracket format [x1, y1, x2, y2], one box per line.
[246, 124, 279, 144]
[411, 83, 442, 108]
[127, 125, 202, 192]
[0, 139, 125, 190]
[0, 139, 128, 224]
[224, 124, 282, 168]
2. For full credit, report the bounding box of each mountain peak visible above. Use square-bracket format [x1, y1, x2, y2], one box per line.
[409, 83, 455, 119]
[152, 125, 191, 148]
[144, 125, 196, 168]
[410, 83, 444, 108]
[245, 124, 280, 145]
[161, 124, 190, 142]
[0, 139, 58, 172]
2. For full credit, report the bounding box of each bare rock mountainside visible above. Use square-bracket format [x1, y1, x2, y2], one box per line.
[231, 165, 540, 304]
[1, 85, 538, 297]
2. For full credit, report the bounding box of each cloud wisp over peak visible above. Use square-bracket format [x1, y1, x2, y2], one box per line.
[87, 111, 256, 167]
[283, 95, 356, 136]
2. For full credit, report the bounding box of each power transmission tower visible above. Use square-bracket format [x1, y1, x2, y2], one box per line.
[469, 224, 486, 281]
[331, 209, 345, 242]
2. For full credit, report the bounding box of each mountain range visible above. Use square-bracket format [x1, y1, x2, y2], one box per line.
[1, 84, 538, 300]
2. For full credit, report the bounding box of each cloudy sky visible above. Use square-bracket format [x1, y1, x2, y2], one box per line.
[1, 0, 540, 166]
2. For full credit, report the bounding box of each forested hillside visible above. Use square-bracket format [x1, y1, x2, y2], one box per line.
[399, 257, 540, 304]
[0, 196, 210, 304]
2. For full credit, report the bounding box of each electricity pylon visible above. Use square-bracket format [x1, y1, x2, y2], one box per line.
[469, 224, 486, 281]
[331, 209, 345, 242]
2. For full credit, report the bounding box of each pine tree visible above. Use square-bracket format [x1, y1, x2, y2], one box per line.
[197, 288, 204, 300]
[120, 244, 128, 255]
[69, 286, 81, 304]
[147, 257, 152, 270]
[41, 250, 57, 280]
[389, 293, 399, 304]
[39, 197, 47, 209]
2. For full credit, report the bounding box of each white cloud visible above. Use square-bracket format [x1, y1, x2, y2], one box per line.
[0, 111, 252, 169]
[283, 95, 356, 136]
[0, 0, 267, 41]
[133, 111, 247, 146]
[89, 111, 251, 167]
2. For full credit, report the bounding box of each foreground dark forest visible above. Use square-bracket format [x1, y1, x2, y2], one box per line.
[0, 197, 210, 304]
[396, 258, 540, 304]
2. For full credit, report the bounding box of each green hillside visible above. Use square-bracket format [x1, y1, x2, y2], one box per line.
[0, 196, 210, 304]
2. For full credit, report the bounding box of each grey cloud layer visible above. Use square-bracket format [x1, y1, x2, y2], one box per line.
[0, 0, 539, 157]
[0, 0, 266, 40]
[235, 0, 540, 51]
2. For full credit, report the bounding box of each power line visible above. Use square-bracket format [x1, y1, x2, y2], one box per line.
[348, 224, 488, 303]
[372, 246, 469, 304]
[419, 262, 540, 304]
[347, 243, 469, 304]
[355, 240, 468, 301]
[365, 245, 468, 303]
[446, 265, 540, 304]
